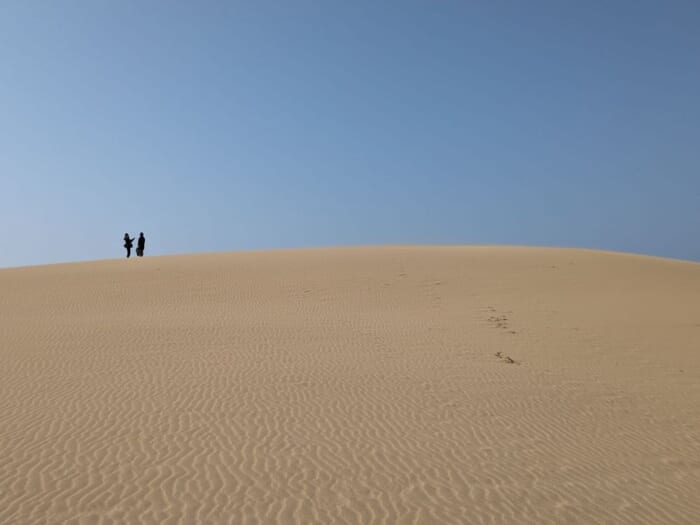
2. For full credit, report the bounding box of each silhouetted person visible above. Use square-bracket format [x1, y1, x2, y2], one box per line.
[136, 232, 145, 257]
[123, 233, 134, 258]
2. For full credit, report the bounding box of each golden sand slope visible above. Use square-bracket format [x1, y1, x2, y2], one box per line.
[1, 246, 699, 524]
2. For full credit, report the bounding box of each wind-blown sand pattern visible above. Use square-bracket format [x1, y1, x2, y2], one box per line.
[1, 246, 699, 524]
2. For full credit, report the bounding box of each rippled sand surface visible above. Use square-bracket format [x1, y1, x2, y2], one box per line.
[1, 246, 699, 524]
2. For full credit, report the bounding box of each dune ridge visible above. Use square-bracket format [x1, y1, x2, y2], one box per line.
[1, 246, 699, 524]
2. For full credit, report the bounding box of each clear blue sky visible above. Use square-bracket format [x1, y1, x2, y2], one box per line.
[2, 1, 699, 267]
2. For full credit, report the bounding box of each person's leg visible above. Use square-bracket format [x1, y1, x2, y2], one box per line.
[126, 247, 131, 258]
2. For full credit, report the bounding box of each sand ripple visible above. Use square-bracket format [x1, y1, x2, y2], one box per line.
[1, 247, 699, 524]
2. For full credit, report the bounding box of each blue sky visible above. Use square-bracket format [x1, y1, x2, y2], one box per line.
[1, 1, 699, 267]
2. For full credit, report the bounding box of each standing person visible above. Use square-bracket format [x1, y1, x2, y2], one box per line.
[136, 232, 146, 257]
[123, 233, 135, 258]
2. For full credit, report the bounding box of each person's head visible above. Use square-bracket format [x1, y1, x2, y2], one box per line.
[139, 232, 144, 237]
[124, 233, 129, 238]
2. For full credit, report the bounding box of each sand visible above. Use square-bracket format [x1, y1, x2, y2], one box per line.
[1, 246, 699, 524]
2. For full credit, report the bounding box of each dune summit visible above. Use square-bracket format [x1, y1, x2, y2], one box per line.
[1, 246, 699, 524]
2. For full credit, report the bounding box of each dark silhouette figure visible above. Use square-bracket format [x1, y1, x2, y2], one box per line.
[123, 233, 135, 258]
[136, 232, 145, 257]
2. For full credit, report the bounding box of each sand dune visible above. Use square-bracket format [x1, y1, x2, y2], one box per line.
[1, 246, 699, 524]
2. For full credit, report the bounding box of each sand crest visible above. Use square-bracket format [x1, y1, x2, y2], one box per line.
[1, 246, 699, 524]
